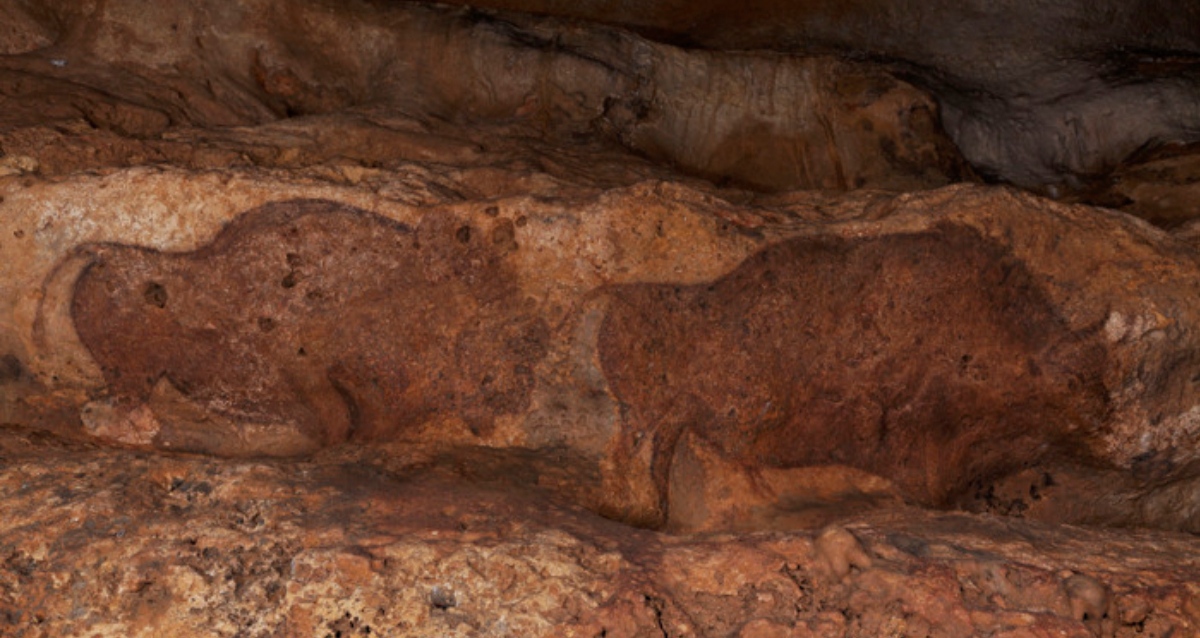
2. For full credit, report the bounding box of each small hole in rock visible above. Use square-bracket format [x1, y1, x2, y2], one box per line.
[143, 282, 168, 308]
[456, 225, 472, 243]
[0, 354, 24, 383]
[430, 586, 457, 609]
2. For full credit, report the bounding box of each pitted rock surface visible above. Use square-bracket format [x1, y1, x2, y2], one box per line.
[2, 0, 1200, 635]
[72, 199, 548, 452]
[600, 225, 1109, 525]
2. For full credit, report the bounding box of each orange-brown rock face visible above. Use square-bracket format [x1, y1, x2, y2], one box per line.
[0, 0, 970, 193]
[409, 0, 1200, 194]
[3, 430, 1197, 637]
[600, 226, 1108, 525]
[3, 0, 1200, 635]
[72, 200, 547, 451]
[39, 185, 1200, 538]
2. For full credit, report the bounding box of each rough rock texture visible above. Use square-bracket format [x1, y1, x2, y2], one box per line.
[2, 168, 1196, 530]
[2, 427, 1199, 638]
[599, 226, 1108, 527]
[406, 0, 1200, 194]
[1082, 142, 1200, 230]
[0, 0, 968, 193]
[72, 199, 549, 451]
[2, 0, 1200, 636]
[12, 176, 1200, 535]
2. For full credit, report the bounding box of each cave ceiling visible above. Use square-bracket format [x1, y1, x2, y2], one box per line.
[394, 0, 1200, 191]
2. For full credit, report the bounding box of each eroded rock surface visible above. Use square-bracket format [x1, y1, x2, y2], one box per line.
[407, 0, 1200, 194]
[6, 181, 1196, 538]
[1, 427, 1198, 637]
[72, 199, 547, 452]
[0, 0, 968, 193]
[600, 226, 1108, 526]
[2, 0, 1200, 635]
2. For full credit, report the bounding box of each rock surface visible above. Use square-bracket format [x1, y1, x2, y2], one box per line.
[1, 0, 1200, 636]
[72, 199, 549, 451]
[0, 0, 968, 193]
[2, 426, 1198, 637]
[10, 174, 1200, 534]
[404, 0, 1200, 193]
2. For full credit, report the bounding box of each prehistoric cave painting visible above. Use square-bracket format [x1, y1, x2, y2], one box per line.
[71, 199, 548, 451]
[599, 224, 1109, 525]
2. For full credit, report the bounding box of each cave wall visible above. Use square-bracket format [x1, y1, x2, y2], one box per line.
[2, 0, 1200, 635]
[397, 0, 1200, 190]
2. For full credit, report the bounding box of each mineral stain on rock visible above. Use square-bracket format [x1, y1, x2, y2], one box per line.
[599, 224, 1109, 526]
[70, 200, 1111, 533]
[71, 199, 548, 453]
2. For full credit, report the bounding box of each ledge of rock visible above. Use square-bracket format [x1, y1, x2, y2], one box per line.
[2, 0, 1200, 636]
[3, 427, 1199, 637]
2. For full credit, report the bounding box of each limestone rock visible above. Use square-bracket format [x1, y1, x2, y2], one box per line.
[6, 172, 1200, 535]
[71, 199, 548, 453]
[598, 223, 1106, 526]
[0, 0, 967, 193]
[0, 428, 1198, 637]
[1, 0, 1200, 635]
[404, 0, 1200, 191]
[1083, 142, 1200, 229]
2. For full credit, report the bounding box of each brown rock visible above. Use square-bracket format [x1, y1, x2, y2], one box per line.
[72, 199, 548, 453]
[4, 426, 1196, 637]
[6, 182, 1193, 538]
[599, 224, 1107, 525]
[400, 0, 1200, 190]
[2, 168, 1199, 527]
[1082, 142, 1200, 229]
[2, 0, 1200, 635]
[0, 0, 967, 192]
[813, 526, 872, 580]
